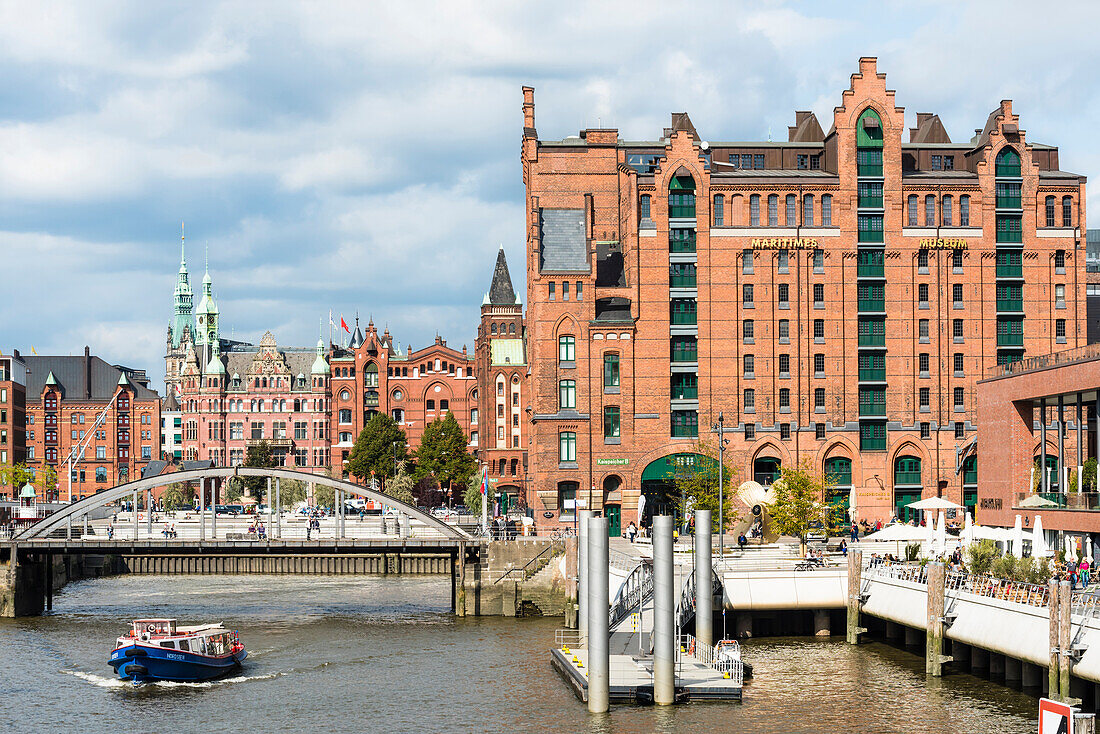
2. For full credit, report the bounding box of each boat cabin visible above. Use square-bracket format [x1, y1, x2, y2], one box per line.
[131, 619, 177, 637]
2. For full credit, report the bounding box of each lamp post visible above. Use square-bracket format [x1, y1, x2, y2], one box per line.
[712, 412, 731, 559]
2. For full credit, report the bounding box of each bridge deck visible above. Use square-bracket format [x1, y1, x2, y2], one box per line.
[6, 538, 485, 556]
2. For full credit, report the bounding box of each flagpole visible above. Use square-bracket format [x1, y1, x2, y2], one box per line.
[481, 466, 488, 536]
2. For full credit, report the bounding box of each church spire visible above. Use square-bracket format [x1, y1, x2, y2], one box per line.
[486, 245, 519, 305]
[170, 223, 195, 348]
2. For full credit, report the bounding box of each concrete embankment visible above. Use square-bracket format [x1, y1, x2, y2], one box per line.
[1, 551, 121, 617]
[459, 538, 575, 618]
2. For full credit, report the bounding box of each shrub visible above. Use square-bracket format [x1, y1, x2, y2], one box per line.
[1013, 556, 1035, 584]
[905, 543, 921, 562]
[991, 553, 1017, 580]
[966, 539, 998, 576]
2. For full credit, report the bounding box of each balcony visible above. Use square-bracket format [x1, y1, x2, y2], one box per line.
[858, 367, 886, 382]
[858, 298, 885, 313]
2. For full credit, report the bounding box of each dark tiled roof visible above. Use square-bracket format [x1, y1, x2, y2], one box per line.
[142, 460, 168, 478]
[539, 209, 588, 272]
[488, 247, 518, 305]
[23, 355, 160, 401]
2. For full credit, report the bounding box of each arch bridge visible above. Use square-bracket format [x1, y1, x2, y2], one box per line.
[3, 467, 484, 616]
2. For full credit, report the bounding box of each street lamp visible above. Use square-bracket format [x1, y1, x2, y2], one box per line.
[713, 412, 731, 559]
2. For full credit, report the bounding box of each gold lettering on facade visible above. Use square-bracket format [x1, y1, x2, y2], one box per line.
[750, 238, 818, 250]
[918, 238, 968, 250]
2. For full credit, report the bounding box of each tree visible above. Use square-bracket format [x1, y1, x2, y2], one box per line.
[242, 441, 275, 496]
[385, 460, 416, 507]
[0, 463, 36, 498]
[276, 479, 306, 509]
[415, 412, 477, 496]
[671, 440, 739, 533]
[346, 414, 408, 483]
[160, 483, 190, 512]
[314, 484, 335, 509]
[463, 471, 496, 516]
[769, 459, 833, 557]
[223, 477, 244, 503]
[1067, 458, 1099, 493]
[37, 464, 58, 500]
[411, 475, 446, 508]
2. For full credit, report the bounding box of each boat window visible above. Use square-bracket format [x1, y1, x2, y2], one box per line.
[160, 641, 175, 649]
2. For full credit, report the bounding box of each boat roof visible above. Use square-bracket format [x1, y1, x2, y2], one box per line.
[133, 618, 176, 623]
[176, 623, 226, 634]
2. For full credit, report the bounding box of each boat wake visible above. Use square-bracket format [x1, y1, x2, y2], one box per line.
[65, 669, 282, 689]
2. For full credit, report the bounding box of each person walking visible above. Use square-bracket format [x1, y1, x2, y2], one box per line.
[850, 522, 859, 543]
[627, 521, 637, 543]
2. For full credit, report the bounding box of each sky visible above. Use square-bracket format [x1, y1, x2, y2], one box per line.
[2, 0, 1099, 391]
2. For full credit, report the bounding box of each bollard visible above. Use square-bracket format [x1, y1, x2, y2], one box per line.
[926, 562, 950, 676]
[846, 550, 864, 644]
[652, 515, 676, 705]
[694, 509, 713, 648]
[587, 515, 610, 714]
[1049, 579, 1061, 699]
[577, 510, 593, 644]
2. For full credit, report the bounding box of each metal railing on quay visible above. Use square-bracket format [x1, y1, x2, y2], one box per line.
[555, 629, 580, 650]
[945, 572, 1051, 608]
[679, 634, 744, 686]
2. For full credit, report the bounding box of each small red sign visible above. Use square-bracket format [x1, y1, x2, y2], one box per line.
[1038, 697, 1074, 734]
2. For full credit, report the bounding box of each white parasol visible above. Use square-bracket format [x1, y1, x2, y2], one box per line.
[961, 511, 974, 548]
[848, 484, 858, 522]
[1066, 536, 1079, 564]
[936, 510, 948, 557]
[1031, 515, 1050, 558]
[1010, 514, 1023, 557]
[637, 494, 646, 525]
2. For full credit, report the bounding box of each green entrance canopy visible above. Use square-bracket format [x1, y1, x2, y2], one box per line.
[640, 453, 715, 483]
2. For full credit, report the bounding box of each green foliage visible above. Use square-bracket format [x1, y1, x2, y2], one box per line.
[415, 412, 476, 491]
[277, 479, 306, 509]
[1067, 458, 1099, 493]
[223, 477, 244, 503]
[0, 462, 37, 492]
[905, 543, 921, 562]
[385, 460, 416, 507]
[966, 539, 998, 576]
[670, 440, 739, 533]
[346, 413, 408, 482]
[463, 471, 495, 515]
[37, 464, 58, 494]
[159, 483, 190, 511]
[991, 553, 1017, 580]
[314, 485, 335, 508]
[242, 441, 275, 495]
[769, 459, 832, 550]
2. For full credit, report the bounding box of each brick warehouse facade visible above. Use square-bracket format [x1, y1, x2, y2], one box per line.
[521, 57, 1087, 530]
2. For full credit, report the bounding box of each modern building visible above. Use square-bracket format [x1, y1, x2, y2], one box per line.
[159, 392, 182, 461]
[520, 57, 1087, 530]
[0, 352, 29, 493]
[22, 347, 161, 502]
[474, 247, 530, 511]
[977, 345, 1100, 555]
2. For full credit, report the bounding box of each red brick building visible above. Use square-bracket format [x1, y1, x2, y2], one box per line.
[0, 352, 29, 497]
[521, 57, 1086, 532]
[22, 347, 161, 502]
[474, 247, 529, 509]
[977, 345, 1099, 536]
[329, 320, 476, 481]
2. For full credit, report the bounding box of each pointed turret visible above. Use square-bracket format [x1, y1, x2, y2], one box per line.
[487, 246, 518, 305]
[194, 251, 219, 349]
[117, 372, 131, 387]
[44, 371, 59, 388]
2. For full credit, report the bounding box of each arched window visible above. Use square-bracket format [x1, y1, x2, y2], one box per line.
[907, 195, 918, 226]
[749, 194, 761, 226]
[767, 194, 779, 226]
[924, 195, 935, 226]
[856, 108, 884, 176]
[1063, 196, 1073, 227]
[785, 194, 796, 226]
[821, 194, 832, 226]
[960, 195, 970, 226]
[824, 457, 852, 486]
[894, 455, 922, 486]
[995, 147, 1021, 177]
[942, 195, 953, 226]
[509, 323, 516, 334]
[491, 323, 497, 334]
[1046, 196, 1056, 227]
[338, 408, 351, 424]
[365, 363, 379, 388]
[668, 175, 695, 218]
[802, 194, 814, 226]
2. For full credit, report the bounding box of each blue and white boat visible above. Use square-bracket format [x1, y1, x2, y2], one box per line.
[109, 619, 247, 684]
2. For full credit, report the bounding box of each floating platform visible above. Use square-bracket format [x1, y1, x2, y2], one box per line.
[550, 647, 743, 703]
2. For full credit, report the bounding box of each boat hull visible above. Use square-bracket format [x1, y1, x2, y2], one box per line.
[109, 644, 247, 683]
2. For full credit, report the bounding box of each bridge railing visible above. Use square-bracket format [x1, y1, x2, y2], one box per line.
[680, 634, 744, 686]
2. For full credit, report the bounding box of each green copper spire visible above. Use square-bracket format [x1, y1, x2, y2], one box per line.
[195, 246, 219, 348]
[170, 223, 195, 348]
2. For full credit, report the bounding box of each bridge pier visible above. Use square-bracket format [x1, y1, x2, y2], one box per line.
[455, 542, 467, 617]
[971, 646, 989, 672]
[695, 509, 713, 648]
[905, 626, 921, 648]
[989, 652, 1005, 681]
[1050, 579, 1063, 700]
[1023, 661, 1042, 689]
[1005, 655, 1022, 685]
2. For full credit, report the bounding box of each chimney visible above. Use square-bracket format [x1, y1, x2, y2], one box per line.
[522, 86, 536, 137]
[84, 346, 91, 399]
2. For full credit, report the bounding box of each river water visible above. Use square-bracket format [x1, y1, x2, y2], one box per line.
[0, 574, 1038, 733]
